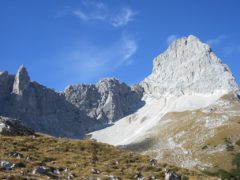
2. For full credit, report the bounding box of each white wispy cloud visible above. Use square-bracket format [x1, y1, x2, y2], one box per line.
[55, 6, 72, 18]
[166, 34, 178, 45]
[82, 0, 107, 10]
[73, 10, 89, 21]
[69, 1, 137, 27]
[111, 8, 137, 27]
[223, 45, 240, 56]
[73, 9, 106, 21]
[55, 1, 138, 84]
[58, 35, 138, 82]
[205, 35, 240, 56]
[116, 36, 138, 66]
[72, 0, 107, 21]
[206, 35, 227, 46]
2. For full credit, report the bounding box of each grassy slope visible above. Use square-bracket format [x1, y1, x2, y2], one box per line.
[0, 134, 212, 180]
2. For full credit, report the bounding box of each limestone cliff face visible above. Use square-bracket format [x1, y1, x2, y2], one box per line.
[0, 68, 143, 137]
[64, 78, 144, 123]
[12, 65, 30, 96]
[140, 35, 238, 98]
[0, 67, 97, 138]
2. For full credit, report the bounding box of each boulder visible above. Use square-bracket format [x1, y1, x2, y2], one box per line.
[8, 151, 24, 159]
[0, 160, 15, 170]
[0, 116, 34, 136]
[32, 166, 51, 175]
[165, 170, 181, 180]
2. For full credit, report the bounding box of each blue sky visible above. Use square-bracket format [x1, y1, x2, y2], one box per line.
[0, 0, 240, 91]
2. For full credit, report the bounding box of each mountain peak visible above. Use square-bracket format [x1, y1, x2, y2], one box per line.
[18, 65, 27, 72]
[140, 35, 238, 98]
[12, 65, 30, 95]
[168, 35, 211, 55]
[172, 35, 201, 45]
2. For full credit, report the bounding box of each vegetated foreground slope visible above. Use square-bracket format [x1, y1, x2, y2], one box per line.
[0, 134, 211, 180]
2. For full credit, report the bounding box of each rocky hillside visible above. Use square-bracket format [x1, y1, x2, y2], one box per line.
[0, 130, 209, 179]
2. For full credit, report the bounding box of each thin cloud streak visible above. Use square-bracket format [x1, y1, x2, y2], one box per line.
[206, 35, 240, 57]
[111, 8, 138, 27]
[206, 35, 227, 46]
[73, 10, 89, 21]
[123, 38, 137, 60]
[58, 35, 138, 82]
[166, 34, 178, 45]
[70, 1, 137, 27]
[73, 9, 106, 21]
[81, 0, 107, 10]
[223, 45, 240, 57]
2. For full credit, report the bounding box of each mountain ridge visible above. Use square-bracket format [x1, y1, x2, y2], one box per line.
[0, 35, 239, 172]
[89, 35, 240, 171]
[0, 35, 239, 138]
[0, 66, 144, 138]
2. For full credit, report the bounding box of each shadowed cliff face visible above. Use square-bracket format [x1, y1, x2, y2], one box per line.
[0, 71, 14, 102]
[0, 67, 144, 138]
[0, 66, 97, 138]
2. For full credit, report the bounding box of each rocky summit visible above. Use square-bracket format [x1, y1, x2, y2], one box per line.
[0, 35, 240, 175]
[141, 35, 238, 97]
[64, 78, 144, 124]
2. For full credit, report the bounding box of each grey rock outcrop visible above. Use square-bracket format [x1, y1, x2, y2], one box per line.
[0, 66, 97, 138]
[12, 65, 30, 96]
[0, 67, 143, 137]
[64, 78, 144, 123]
[140, 35, 239, 98]
[0, 116, 34, 136]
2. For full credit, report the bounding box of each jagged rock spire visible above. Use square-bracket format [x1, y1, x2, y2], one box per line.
[140, 35, 239, 97]
[12, 65, 30, 95]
